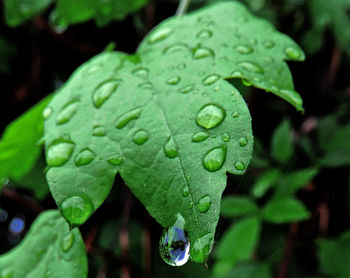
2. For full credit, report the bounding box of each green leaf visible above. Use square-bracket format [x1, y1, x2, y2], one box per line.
[0, 210, 87, 278]
[262, 197, 310, 224]
[43, 51, 253, 263]
[221, 196, 258, 218]
[4, 0, 55, 27]
[318, 230, 350, 278]
[214, 217, 261, 274]
[251, 169, 281, 198]
[138, 2, 305, 111]
[0, 96, 51, 189]
[214, 261, 272, 278]
[270, 119, 293, 164]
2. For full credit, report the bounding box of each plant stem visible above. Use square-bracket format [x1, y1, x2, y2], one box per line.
[176, 0, 191, 16]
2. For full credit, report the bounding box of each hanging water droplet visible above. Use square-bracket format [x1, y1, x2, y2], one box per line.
[222, 132, 230, 142]
[164, 136, 178, 158]
[234, 161, 246, 170]
[107, 154, 123, 166]
[202, 146, 227, 172]
[92, 125, 106, 136]
[193, 47, 214, 59]
[284, 46, 301, 60]
[196, 104, 226, 129]
[132, 67, 149, 79]
[47, 139, 75, 167]
[159, 214, 190, 266]
[202, 74, 220, 86]
[133, 130, 150, 145]
[235, 44, 253, 54]
[178, 84, 195, 94]
[192, 131, 209, 142]
[43, 107, 52, 119]
[61, 232, 75, 252]
[238, 137, 248, 147]
[167, 76, 181, 85]
[196, 29, 213, 39]
[92, 80, 119, 108]
[56, 100, 80, 125]
[61, 194, 94, 228]
[232, 112, 239, 118]
[263, 40, 275, 49]
[74, 148, 95, 166]
[148, 27, 172, 44]
[182, 186, 190, 197]
[238, 61, 264, 74]
[197, 196, 211, 213]
[115, 108, 142, 129]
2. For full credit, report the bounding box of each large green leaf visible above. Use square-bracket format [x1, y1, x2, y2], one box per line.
[43, 50, 253, 263]
[138, 2, 305, 111]
[0, 210, 87, 278]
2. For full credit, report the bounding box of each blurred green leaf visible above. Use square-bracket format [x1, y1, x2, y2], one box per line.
[270, 119, 293, 164]
[221, 196, 258, 218]
[214, 261, 273, 278]
[0, 210, 87, 278]
[252, 169, 281, 198]
[262, 197, 310, 223]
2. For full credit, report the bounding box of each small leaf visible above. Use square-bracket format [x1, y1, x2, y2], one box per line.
[262, 197, 310, 224]
[221, 196, 258, 218]
[270, 119, 293, 164]
[251, 169, 281, 198]
[0, 210, 87, 278]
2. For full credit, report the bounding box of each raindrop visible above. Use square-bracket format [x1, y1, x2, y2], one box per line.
[167, 76, 181, 85]
[263, 40, 275, 49]
[132, 67, 149, 79]
[61, 232, 75, 252]
[238, 61, 264, 74]
[92, 125, 106, 136]
[182, 186, 190, 197]
[193, 47, 214, 59]
[196, 104, 226, 129]
[202, 74, 220, 86]
[202, 146, 227, 172]
[163, 43, 190, 55]
[115, 108, 142, 129]
[234, 161, 246, 170]
[197, 196, 211, 213]
[186, 176, 191, 181]
[232, 112, 239, 118]
[164, 136, 178, 158]
[148, 27, 172, 44]
[133, 130, 150, 145]
[159, 214, 190, 266]
[192, 131, 209, 142]
[107, 154, 123, 166]
[238, 137, 248, 147]
[178, 84, 195, 94]
[92, 80, 119, 108]
[222, 132, 230, 142]
[61, 194, 94, 228]
[56, 100, 80, 125]
[196, 30, 213, 39]
[284, 46, 301, 60]
[231, 71, 243, 77]
[74, 148, 96, 166]
[47, 139, 75, 167]
[235, 45, 253, 54]
[138, 82, 153, 90]
[43, 107, 52, 119]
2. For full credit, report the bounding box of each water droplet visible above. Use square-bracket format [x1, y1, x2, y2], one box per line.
[284, 46, 301, 59]
[83, 63, 102, 77]
[193, 47, 214, 59]
[132, 67, 149, 79]
[182, 186, 190, 197]
[107, 154, 123, 166]
[159, 214, 190, 266]
[163, 43, 190, 55]
[164, 136, 178, 158]
[61, 194, 94, 228]
[231, 70, 243, 77]
[238, 137, 248, 147]
[197, 196, 211, 213]
[222, 132, 230, 142]
[238, 61, 264, 74]
[47, 139, 75, 167]
[56, 100, 79, 125]
[148, 27, 172, 44]
[203, 146, 226, 172]
[133, 130, 149, 145]
[43, 107, 52, 119]
[115, 108, 142, 129]
[178, 84, 195, 94]
[61, 232, 74, 252]
[196, 29, 213, 39]
[242, 79, 252, 86]
[92, 80, 119, 108]
[167, 76, 181, 85]
[235, 45, 253, 54]
[263, 40, 275, 49]
[232, 112, 239, 118]
[214, 86, 220, 91]
[92, 125, 106, 136]
[176, 63, 186, 70]
[192, 131, 209, 142]
[186, 176, 191, 181]
[196, 104, 226, 130]
[74, 148, 95, 166]
[202, 74, 220, 86]
[234, 161, 245, 170]
[138, 82, 153, 90]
